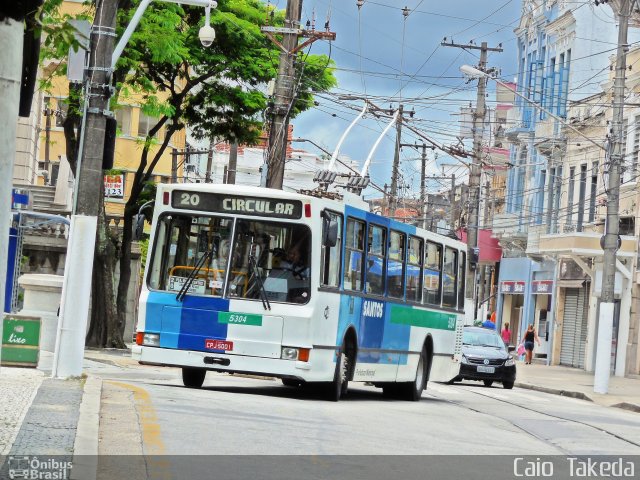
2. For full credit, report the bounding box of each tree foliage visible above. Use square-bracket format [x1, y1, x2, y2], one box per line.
[39, 0, 337, 347]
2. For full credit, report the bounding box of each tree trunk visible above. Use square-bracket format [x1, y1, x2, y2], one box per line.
[86, 197, 125, 348]
[116, 203, 134, 339]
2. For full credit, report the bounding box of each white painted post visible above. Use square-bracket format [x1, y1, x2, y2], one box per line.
[0, 18, 23, 317]
[593, 302, 614, 393]
[51, 215, 97, 378]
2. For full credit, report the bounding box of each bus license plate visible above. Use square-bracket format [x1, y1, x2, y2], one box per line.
[477, 365, 495, 374]
[205, 339, 233, 351]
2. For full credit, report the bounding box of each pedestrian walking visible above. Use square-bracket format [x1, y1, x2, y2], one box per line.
[482, 313, 496, 330]
[501, 322, 511, 345]
[523, 324, 541, 364]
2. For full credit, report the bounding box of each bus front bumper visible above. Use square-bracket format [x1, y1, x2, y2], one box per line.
[135, 345, 335, 382]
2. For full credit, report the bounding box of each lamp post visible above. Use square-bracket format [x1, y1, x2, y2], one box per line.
[53, 0, 217, 379]
[461, 64, 618, 393]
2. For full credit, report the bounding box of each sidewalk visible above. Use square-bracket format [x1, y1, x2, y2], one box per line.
[515, 360, 640, 412]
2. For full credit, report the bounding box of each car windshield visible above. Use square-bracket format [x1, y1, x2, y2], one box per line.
[462, 330, 505, 349]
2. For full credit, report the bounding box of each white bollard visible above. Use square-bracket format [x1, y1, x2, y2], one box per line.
[593, 302, 614, 394]
[51, 215, 97, 378]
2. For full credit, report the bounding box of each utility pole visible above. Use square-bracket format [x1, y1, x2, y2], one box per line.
[228, 140, 238, 185]
[205, 139, 214, 183]
[389, 104, 404, 215]
[171, 148, 178, 183]
[450, 174, 456, 229]
[420, 144, 427, 229]
[442, 41, 502, 314]
[400, 142, 434, 228]
[594, 0, 631, 394]
[262, 0, 335, 189]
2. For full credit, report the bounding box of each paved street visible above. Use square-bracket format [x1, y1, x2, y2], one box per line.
[89, 358, 640, 457]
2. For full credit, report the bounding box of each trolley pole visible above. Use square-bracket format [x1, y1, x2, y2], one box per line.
[594, 0, 630, 394]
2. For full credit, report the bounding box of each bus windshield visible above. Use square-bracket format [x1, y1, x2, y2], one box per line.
[148, 213, 311, 304]
[148, 214, 233, 297]
[227, 219, 311, 304]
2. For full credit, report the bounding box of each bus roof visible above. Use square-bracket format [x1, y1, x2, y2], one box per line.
[159, 183, 467, 249]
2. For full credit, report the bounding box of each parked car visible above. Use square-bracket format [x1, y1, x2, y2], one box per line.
[450, 326, 516, 389]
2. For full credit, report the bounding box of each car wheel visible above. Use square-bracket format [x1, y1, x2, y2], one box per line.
[503, 381, 514, 390]
[182, 367, 206, 388]
[483, 380, 494, 387]
[398, 345, 428, 401]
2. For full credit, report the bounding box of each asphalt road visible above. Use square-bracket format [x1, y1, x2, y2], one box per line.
[89, 359, 640, 458]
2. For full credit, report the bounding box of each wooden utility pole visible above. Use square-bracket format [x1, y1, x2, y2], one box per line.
[442, 40, 502, 314]
[389, 104, 404, 215]
[75, 0, 119, 216]
[262, 0, 335, 189]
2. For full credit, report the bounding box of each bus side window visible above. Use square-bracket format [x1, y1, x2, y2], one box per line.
[406, 236, 423, 303]
[458, 251, 466, 310]
[442, 247, 458, 308]
[424, 241, 442, 306]
[366, 224, 386, 296]
[387, 230, 405, 299]
[343, 218, 365, 291]
[321, 211, 343, 288]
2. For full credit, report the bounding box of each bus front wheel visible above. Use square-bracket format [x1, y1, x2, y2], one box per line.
[327, 346, 349, 401]
[182, 367, 206, 388]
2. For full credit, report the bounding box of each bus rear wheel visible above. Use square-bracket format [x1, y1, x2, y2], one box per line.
[398, 345, 428, 401]
[182, 367, 206, 388]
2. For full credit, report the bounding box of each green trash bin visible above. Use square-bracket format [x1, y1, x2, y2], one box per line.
[1, 315, 41, 367]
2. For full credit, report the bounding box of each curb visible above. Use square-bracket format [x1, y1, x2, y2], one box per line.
[71, 376, 102, 480]
[514, 381, 593, 402]
[611, 402, 640, 413]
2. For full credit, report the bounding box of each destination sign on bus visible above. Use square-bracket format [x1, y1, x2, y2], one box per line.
[172, 190, 302, 219]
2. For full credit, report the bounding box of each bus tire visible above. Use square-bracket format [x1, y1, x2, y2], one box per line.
[182, 367, 206, 388]
[327, 345, 349, 402]
[399, 345, 428, 401]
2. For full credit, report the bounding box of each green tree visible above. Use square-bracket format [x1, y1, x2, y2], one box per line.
[41, 0, 336, 347]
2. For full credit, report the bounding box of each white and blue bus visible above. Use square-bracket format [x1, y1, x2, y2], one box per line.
[134, 184, 466, 401]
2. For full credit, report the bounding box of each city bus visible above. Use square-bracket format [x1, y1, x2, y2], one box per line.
[134, 183, 466, 401]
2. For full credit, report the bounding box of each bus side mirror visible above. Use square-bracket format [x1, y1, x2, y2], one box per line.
[133, 214, 145, 240]
[323, 219, 338, 247]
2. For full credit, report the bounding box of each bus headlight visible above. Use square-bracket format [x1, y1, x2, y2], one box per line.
[281, 347, 310, 362]
[281, 347, 299, 360]
[137, 332, 160, 347]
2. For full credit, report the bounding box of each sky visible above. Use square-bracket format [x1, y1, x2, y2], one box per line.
[271, 0, 524, 199]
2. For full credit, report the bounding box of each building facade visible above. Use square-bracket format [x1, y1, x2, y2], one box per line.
[493, 0, 636, 371]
